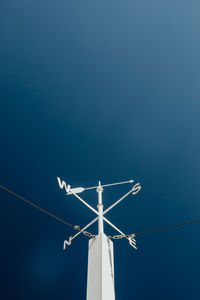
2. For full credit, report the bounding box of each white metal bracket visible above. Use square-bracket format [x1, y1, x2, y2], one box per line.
[57, 177, 141, 250]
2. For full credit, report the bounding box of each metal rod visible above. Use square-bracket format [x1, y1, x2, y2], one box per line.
[103, 216, 137, 249]
[97, 181, 104, 234]
[103, 216, 127, 238]
[84, 179, 134, 191]
[101, 180, 133, 188]
[70, 190, 99, 216]
[103, 188, 134, 216]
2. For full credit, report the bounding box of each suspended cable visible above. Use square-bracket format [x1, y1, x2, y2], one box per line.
[133, 219, 200, 237]
[1, 184, 200, 242]
[109, 219, 200, 240]
[0, 184, 77, 230]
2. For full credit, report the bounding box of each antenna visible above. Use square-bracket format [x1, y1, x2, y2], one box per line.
[57, 177, 141, 300]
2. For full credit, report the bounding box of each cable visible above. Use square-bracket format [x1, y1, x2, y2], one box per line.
[0, 184, 76, 230]
[134, 219, 200, 237]
[1, 184, 200, 241]
[109, 219, 200, 240]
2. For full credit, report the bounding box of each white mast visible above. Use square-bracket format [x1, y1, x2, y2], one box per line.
[57, 177, 141, 300]
[87, 181, 115, 300]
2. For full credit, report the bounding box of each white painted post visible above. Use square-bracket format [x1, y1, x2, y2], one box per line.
[86, 234, 115, 300]
[86, 181, 115, 300]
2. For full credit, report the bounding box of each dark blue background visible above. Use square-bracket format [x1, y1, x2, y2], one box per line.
[1, 0, 200, 299]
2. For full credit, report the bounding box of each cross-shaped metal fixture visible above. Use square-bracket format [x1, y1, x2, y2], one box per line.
[57, 178, 141, 250]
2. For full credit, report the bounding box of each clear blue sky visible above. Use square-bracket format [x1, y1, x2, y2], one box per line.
[1, 1, 200, 299]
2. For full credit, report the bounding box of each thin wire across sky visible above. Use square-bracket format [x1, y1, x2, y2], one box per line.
[1, 184, 199, 240]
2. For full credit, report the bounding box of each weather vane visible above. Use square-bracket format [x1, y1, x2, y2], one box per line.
[0, 176, 198, 300]
[57, 177, 141, 300]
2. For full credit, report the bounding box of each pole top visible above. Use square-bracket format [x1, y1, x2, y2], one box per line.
[97, 181, 103, 193]
[57, 176, 141, 250]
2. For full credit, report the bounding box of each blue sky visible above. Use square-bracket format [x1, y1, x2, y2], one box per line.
[1, 1, 200, 299]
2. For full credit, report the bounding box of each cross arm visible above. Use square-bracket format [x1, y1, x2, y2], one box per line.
[69, 190, 99, 216]
[103, 183, 141, 216]
[103, 188, 133, 216]
[63, 216, 99, 250]
[103, 216, 137, 250]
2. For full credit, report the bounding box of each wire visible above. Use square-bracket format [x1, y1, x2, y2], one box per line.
[0, 184, 76, 230]
[1, 184, 200, 241]
[109, 219, 200, 240]
[134, 219, 200, 236]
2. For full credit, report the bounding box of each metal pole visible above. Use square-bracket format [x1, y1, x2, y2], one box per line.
[87, 181, 115, 300]
[97, 181, 104, 234]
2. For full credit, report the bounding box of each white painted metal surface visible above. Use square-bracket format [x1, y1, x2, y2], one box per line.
[57, 177, 134, 195]
[60, 179, 141, 249]
[86, 233, 115, 300]
[57, 177, 142, 300]
[97, 181, 104, 234]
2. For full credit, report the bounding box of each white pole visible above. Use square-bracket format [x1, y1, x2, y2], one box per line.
[86, 181, 115, 300]
[97, 181, 104, 234]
